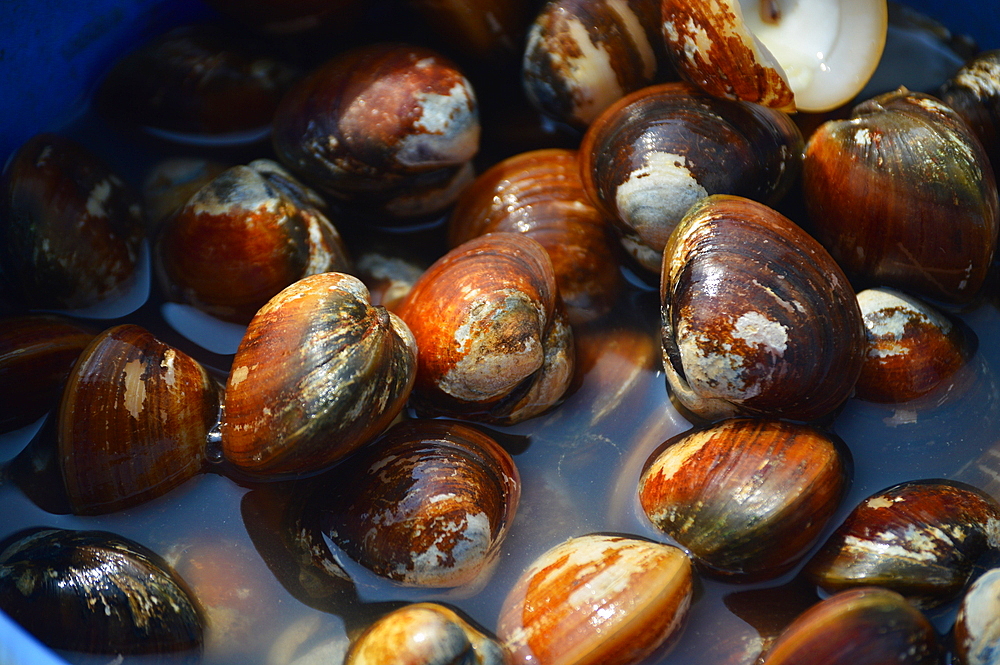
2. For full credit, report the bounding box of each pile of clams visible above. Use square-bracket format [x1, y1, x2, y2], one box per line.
[2, 0, 1000, 664]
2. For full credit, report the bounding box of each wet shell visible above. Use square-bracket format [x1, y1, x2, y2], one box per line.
[320, 420, 520, 588]
[638, 418, 848, 581]
[579, 82, 802, 273]
[397, 232, 574, 425]
[954, 567, 1000, 665]
[497, 534, 693, 665]
[271, 43, 479, 221]
[58, 324, 221, 515]
[448, 148, 621, 324]
[0, 528, 204, 655]
[156, 159, 351, 324]
[523, 0, 667, 127]
[803, 88, 1000, 304]
[940, 49, 1000, 171]
[346, 602, 505, 665]
[0, 133, 144, 310]
[805, 480, 1000, 609]
[0, 314, 94, 433]
[221, 272, 417, 478]
[660, 194, 865, 422]
[854, 287, 971, 403]
[760, 587, 938, 665]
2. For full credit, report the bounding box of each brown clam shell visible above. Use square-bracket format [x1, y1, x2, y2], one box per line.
[221, 272, 416, 478]
[940, 49, 1000, 171]
[397, 232, 574, 425]
[803, 88, 1000, 304]
[497, 534, 693, 665]
[58, 324, 220, 515]
[760, 587, 939, 665]
[638, 418, 848, 581]
[660, 194, 865, 423]
[805, 480, 1000, 609]
[0, 314, 94, 433]
[320, 420, 520, 588]
[346, 602, 505, 665]
[156, 159, 351, 324]
[579, 82, 802, 273]
[0, 133, 144, 310]
[522, 0, 668, 127]
[448, 148, 621, 324]
[271, 43, 479, 220]
[854, 287, 971, 403]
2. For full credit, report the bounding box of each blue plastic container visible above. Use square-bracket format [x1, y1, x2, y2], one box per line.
[0, 0, 997, 662]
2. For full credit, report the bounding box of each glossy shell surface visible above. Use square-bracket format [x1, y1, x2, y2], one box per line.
[0, 528, 204, 655]
[398, 232, 574, 425]
[579, 82, 802, 272]
[954, 567, 1000, 665]
[638, 418, 848, 580]
[660, 194, 865, 422]
[803, 88, 1000, 304]
[448, 148, 621, 324]
[221, 272, 417, 478]
[940, 49, 1000, 170]
[497, 533, 693, 665]
[805, 480, 1000, 608]
[58, 324, 220, 515]
[321, 420, 520, 588]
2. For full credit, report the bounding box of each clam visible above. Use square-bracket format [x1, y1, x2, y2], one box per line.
[346, 602, 504, 665]
[805, 479, 1000, 608]
[97, 23, 299, 144]
[271, 43, 480, 223]
[802, 87, 1000, 304]
[0, 314, 94, 433]
[660, 0, 888, 112]
[317, 419, 520, 588]
[142, 157, 229, 231]
[0, 528, 204, 656]
[0, 133, 144, 310]
[940, 49, 1000, 171]
[638, 418, 849, 581]
[448, 148, 622, 324]
[497, 533, 693, 665]
[760, 587, 938, 665]
[854, 287, 972, 403]
[409, 0, 531, 62]
[220, 272, 416, 478]
[56, 324, 222, 515]
[522, 0, 669, 127]
[579, 82, 802, 273]
[954, 567, 1000, 665]
[156, 159, 352, 324]
[660, 194, 865, 422]
[397, 232, 574, 425]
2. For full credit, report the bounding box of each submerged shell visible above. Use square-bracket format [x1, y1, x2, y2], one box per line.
[221, 272, 416, 478]
[660, 194, 865, 422]
[954, 567, 1000, 665]
[320, 420, 520, 588]
[0, 528, 204, 655]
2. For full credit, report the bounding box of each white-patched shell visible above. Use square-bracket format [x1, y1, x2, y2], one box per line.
[955, 568, 1000, 665]
[498, 534, 693, 665]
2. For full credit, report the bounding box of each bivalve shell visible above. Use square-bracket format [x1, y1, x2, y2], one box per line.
[954, 567, 1000, 665]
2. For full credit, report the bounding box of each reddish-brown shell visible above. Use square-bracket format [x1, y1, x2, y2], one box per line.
[638, 418, 848, 581]
[854, 287, 971, 403]
[803, 88, 1000, 304]
[397, 232, 574, 424]
[580, 83, 802, 273]
[660, 194, 865, 422]
[940, 49, 1000, 171]
[760, 587, 939, 665]
[271, 43, 479, 220]
[0, 133, 144, 310]
[58, 324, 221, 515]
[805, 480, 1000, 609]
[221, 272, 416, 478]
[156, 159, 351, 324]
[320, 420, 520, 588]
[0, 314, 94, 433]
[497, 534, 693, 665]
[448, 149, 621, 324]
